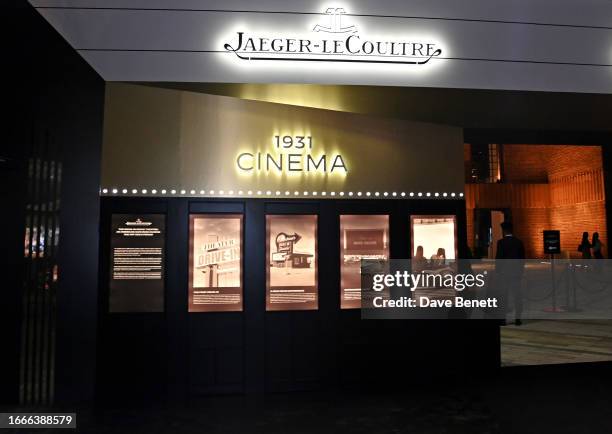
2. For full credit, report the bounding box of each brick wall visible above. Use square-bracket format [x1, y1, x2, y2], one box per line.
[465, 144, 607, 259]
[503, 144, 548, 183]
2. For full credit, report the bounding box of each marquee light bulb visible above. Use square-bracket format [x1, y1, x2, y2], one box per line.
[112, 189, 118, 194]
[190, 190, 195, 194]
[401, 192, 406, 197]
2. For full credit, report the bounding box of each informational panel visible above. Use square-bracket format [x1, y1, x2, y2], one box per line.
[340, 215, 389, 309]
[109, 214, 165, 312]
[411, 216, 458, 271]
[543, 230, 561, 255]
[189, 214, 243, 312]
[266, 215, 318, 311]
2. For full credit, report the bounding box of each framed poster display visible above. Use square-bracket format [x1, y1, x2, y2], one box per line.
[340, 215, 389, 309]
[266, 214, 318, 311]
[411, 215, 458, 273]
[189, 214, 243, 312]
[109, 214, 165, 312]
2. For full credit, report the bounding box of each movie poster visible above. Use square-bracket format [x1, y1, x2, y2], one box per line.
[266, 214, 318, 311]
[340, 215, 389, 309]
[109, 214, 165, 312]
[189, 214, 243, 312]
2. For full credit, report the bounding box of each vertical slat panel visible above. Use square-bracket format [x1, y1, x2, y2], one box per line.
[19, 128, 62, 406]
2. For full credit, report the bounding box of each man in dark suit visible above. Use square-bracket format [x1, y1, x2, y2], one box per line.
[495, 221, 526, 326]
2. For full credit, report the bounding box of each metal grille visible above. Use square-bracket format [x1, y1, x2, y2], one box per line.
[19, 130, 62, 405]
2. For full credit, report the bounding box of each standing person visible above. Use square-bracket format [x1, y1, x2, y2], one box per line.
[578, 232, 592, 259]
[592, 232, 604, 259]
[495, 222, 526, 326]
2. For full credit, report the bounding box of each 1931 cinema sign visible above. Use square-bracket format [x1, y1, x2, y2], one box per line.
[224, 7, 442, 66]
[236, 135, 348, 174]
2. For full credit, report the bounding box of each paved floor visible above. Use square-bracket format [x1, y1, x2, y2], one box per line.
[501, 320, 612, 366]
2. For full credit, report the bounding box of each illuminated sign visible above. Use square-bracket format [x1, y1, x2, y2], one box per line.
[236, 135, 348, 175]
[223, 7, 442, 66]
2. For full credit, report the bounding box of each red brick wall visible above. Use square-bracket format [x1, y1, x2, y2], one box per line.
[503, 145, 548, 183]
[512, 208, 551, 258]
[465, 144, 607, 258]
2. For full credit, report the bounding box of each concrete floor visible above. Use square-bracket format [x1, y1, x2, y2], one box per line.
[501, 320, 612, 366]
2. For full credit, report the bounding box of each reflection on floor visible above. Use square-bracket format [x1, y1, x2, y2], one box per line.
[501, 319, 612, 366]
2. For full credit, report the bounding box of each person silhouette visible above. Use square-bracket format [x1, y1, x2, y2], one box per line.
[430, 247, 446, 267]
[495, 221, 525, 326]
[413, 245, 427, 272]
[592, 232, 604, 259]
[578, 232, 592, 259]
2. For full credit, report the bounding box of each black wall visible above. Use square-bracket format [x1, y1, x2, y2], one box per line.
[3, 1, 105, 405]
[97, 197, 500, 402]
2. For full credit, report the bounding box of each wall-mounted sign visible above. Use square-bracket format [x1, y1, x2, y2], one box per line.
[223, 7, 442, 66]
[101, 83, 465, 198]
[109, 214, 165, 312]
[236, 134, 348, 175]
[543, 230, 561, 255]
[189, 214, 243, 312]
[340, 215, 389, 309]
[266, 215, 318, 311]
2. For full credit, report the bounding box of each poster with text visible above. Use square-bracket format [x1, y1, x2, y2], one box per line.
[340, 215, 389, 309]
[109, 214, 165, 312]
[266, 214, 318, 311]
[189, 214, 243, 312]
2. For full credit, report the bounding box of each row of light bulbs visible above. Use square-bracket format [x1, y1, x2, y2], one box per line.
[100, 188, 464, 198]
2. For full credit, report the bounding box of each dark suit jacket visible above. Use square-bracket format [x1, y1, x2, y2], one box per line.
[495, 235, 526, 277]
